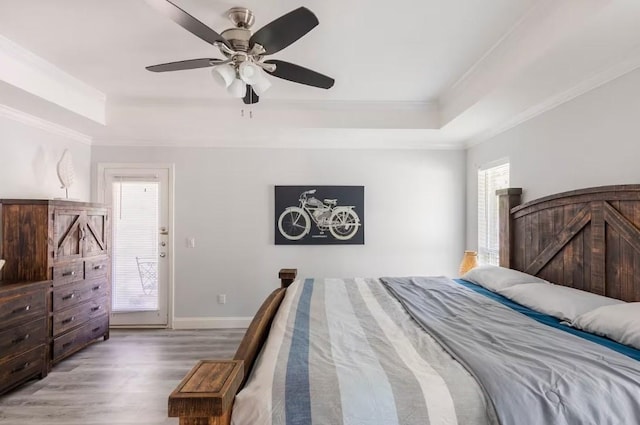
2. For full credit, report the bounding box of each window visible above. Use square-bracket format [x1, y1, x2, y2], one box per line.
[112, 180, 159, 312]
[478, 161, 510, 265]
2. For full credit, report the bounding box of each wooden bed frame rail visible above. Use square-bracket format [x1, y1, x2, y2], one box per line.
[168, 269, 296, 425]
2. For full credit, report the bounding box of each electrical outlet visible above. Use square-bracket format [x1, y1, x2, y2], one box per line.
[217, 294, 226, 304]
[187, 237, 196, 248]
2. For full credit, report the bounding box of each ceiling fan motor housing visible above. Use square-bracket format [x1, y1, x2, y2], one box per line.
[227, 7, 255, 28]
[220, 27, 251, 53]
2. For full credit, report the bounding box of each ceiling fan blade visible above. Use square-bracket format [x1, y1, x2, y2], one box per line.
[146, 0, 230, 48]
[264, 60, 334, 89]
[250, 7, 318, 55]
[243, 86, 260, 104]
[146, 58, 223, 72]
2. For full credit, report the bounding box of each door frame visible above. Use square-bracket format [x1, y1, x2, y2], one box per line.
[96, 163, 175, 328]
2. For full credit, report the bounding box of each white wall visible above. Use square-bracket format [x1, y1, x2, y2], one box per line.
[92, 147, 466, 322]
[0, 114, 91, 200]
[466, 67, 640, 249]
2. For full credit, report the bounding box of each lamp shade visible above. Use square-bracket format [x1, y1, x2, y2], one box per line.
[251, 75, 272, 95]
[227, 78, 247, 98]
[211, 64, 236, 88]
[239, 62, 271, 95]
[238, 61, 261, 84]
[459, 250, 478, 276]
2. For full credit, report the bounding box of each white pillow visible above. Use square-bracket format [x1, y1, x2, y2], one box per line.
[498, 283, 625, 322]
[461, 265, 548, 292]
[571, 303, 640, 350]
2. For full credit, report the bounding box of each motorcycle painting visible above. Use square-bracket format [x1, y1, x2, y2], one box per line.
[274, 186, 364, 245]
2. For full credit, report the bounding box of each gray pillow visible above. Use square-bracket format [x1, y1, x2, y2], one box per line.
[461, 265, 547, 292]
[571, 303, 640, 349]
[499, 283, 624, 322]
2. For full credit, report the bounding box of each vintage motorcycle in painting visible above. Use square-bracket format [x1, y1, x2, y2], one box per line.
[276, 188, 363, 243]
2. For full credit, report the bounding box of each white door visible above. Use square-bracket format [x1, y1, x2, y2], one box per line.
[100, 166, 171, 326]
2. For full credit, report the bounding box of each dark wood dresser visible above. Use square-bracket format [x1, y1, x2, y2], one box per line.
[0, 199, 111, 393]
[0, 280, 50, 394]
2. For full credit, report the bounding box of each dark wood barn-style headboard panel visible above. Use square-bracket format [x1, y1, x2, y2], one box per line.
[498, 185, 640, 302]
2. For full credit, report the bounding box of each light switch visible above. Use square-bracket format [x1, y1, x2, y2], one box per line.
[187, 237, 196, 248]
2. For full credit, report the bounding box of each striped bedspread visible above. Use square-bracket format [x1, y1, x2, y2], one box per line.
[231, 278, 498, 425]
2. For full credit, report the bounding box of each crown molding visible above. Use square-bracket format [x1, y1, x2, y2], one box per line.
[110, 96, 439, 112]
[92, 129, 465, 151]
[0, 104, 93, 145]
[0, 35, 106, 124]
[464, 50, 640, 149]
[446, 0, 542, 94]
[440, 0, 607, 127]
[0, 35, 106, 102]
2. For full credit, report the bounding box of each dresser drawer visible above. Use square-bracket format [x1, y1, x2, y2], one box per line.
[53, 296, 108, 336]
[0, 318, 47, 360]
[0, 288, 46, 325]
[53, 262, 84, 286]
[52, 278, 109, 312]
[53, 315, 109, 362]
[84, 258, 109, 281]
[0, 345, 46, 394]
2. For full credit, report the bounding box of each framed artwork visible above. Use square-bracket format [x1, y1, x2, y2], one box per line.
[275, 185, 364, 245]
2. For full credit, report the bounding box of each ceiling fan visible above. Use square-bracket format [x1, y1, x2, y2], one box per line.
[145, 0, 335, 105]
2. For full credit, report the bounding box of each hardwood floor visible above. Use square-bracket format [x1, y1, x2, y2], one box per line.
[0, 329, 245, 425]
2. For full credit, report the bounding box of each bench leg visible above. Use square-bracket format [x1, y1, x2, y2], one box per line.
[178, 410, 230, 425]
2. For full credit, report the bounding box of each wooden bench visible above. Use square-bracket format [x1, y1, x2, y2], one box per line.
[169, 360, 243, 425]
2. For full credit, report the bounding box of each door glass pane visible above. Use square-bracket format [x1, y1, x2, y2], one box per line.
[112, 181, 159, 312]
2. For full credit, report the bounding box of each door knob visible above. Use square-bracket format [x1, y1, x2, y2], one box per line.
[159, 252, 166, 258]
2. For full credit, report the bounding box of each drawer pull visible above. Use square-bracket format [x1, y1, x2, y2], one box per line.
[11, 334, 30, 344]
[92, 285, 102, 291]
[12, 305, 31, 314]
[93, 264, 105, 270]
[62, 293, 76, 301]
[11, 362, 31, 374]
[62, 271, 77, 277]
[91, 306, 102, 312]
[61, 316, 75, 325]
[62, 342, 72, 349]
[92, 326, 102, 333]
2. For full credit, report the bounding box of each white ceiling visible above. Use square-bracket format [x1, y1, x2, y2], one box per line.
[0, 0, 536, 102]
[1, 0, 640, 148]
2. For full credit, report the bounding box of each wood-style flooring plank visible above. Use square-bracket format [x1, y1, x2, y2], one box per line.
[0, 329, 244, 425]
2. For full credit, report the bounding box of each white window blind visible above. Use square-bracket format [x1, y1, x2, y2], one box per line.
[478, 162, 510, 265]
[112, 180, 159, 312]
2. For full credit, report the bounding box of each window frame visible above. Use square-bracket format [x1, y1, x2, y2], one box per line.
[477, 159, 510, 266]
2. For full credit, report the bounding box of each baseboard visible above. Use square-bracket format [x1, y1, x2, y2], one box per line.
[172, 316, 252, 329]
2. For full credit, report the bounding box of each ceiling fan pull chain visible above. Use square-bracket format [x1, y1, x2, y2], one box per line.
[239, 108, 254, 118]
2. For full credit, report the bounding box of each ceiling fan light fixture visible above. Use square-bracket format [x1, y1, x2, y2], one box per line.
[238, 61, 261, 84]
[251, 75, 272, 96]
[239, 61, 271, 95]
[211, 64, 236, 88]
[228, 78, 247, 98]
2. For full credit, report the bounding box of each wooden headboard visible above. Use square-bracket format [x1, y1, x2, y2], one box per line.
[498, 185, 640, 302]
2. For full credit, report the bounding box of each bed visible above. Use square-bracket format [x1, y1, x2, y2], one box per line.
[169, 185, 640, 425]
